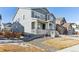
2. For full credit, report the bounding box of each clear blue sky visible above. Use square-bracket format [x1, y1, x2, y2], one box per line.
[0, 7, 17, 23]
[0, 7, 79, 24]
[48, 7, 79, 24]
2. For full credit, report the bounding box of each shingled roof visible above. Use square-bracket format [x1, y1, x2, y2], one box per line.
[63, 23, 72, 28]
[56, 17, 66, 25]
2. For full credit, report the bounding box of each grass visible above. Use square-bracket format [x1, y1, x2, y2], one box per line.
[0, 35, 79, 51]
[42, 37, 79, 49]
[0, 44, 45, 52]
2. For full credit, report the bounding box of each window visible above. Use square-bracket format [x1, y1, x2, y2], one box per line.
[23, 15, 25, 20]
[16, 18, 19, 22]
[32, 11, 34, 17]
[49, 15, 54, 21]
[31, 10, 45, 19]
[31, 22, 35, 29]
[47, 14, 49, 20]
[49, 23, 52, 29]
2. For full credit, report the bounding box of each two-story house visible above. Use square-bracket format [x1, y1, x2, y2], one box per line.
[56, 17, 66, 25]
[12, 8, 56, 37]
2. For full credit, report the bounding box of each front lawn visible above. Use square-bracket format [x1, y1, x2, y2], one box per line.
[42, 38, 79, 49]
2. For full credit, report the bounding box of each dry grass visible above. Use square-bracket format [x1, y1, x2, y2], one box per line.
[0, 44, 45, 52]
[42, 37, 79, 49]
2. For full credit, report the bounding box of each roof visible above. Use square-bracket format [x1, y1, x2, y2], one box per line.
[56, 17, 66, 21]
[3, 23, 12, 27]
[63, 23, 72, 28]
[56, 17, 66, 23]
[49, 13, 56, 19]
[71, 23, 77, 26]
[31, 8, 49, 13]
[56, 17, 66, 25]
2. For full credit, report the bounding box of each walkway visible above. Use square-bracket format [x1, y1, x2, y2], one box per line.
[57, 44, 79, 52]
[29, 37, 58, 52]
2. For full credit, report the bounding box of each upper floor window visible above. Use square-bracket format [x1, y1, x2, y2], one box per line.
[17, 18, 20, 22]
[49, 15, 54, 21]
[50, 16, 54, 20]
[47, 14, 55, 21]
[31, 10, 45, 19]
[31, 22, 35, 29]
[23, 15, 25, 20]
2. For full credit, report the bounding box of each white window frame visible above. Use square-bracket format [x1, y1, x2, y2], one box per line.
[32, 10, 45, 19]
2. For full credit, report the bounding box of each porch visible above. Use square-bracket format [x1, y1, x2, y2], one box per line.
[31, 19, 55, 35]
[32, 29, 52, 35]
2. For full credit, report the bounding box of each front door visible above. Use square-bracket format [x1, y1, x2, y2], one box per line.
[42, 23, 46, 30]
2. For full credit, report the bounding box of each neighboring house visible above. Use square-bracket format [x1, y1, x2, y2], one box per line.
[76, 25, 79, 29]
[71, 23, 79, 34]
[56, 17, 66, 25]
[0, 25, 2, 31]
[13, 8, 56, 37]
[71, 23, 77, 32]
[56, 24, 67, 34]
[56, 17, 67, 35]
[0, 14, 2, 31]
[63, 23, 75, 35]
[2, 23, 12, 32]
[56, 17, 75, 35]
[0, 22, 24, 33]
[71, 23, 77, 29]
[12, 21, 24, 33]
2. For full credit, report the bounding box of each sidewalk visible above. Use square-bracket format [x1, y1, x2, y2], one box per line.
[57, 44, 79, 52]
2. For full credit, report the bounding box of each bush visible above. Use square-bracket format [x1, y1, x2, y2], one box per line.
[0, 32, 3, 35]
[3, 32, 22, 39]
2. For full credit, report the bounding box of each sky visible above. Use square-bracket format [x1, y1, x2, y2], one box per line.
[0, 7, 79, 24]
[0, 7, 16, 23]
[48, 7, 79, 24]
